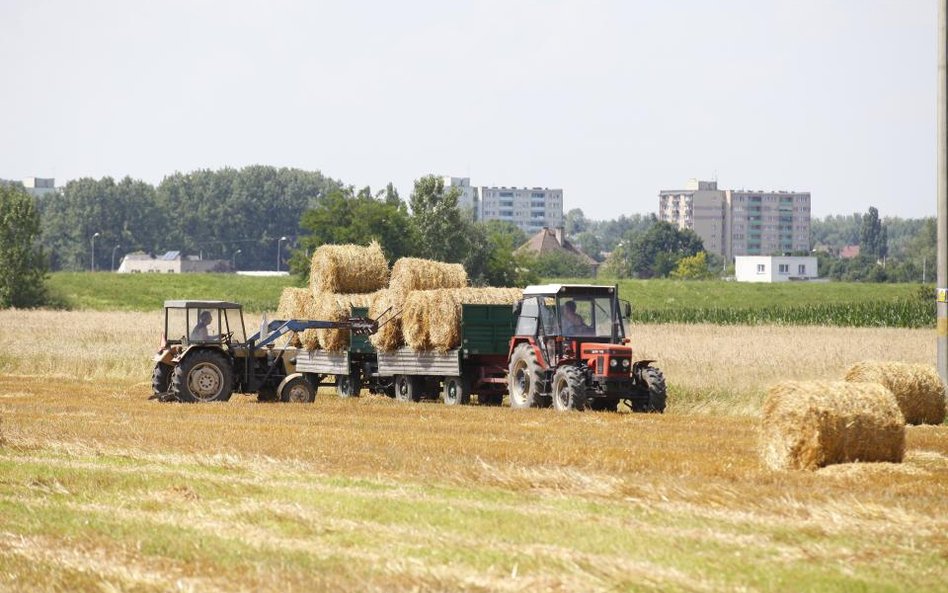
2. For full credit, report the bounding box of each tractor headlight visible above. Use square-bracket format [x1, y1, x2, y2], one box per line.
[621, 359, 630, 369]
[610, 359, 618, 368]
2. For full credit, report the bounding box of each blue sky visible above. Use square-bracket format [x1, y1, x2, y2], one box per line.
[0, 0, 936, 219]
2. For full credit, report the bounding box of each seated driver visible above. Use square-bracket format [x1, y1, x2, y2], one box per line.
[561, 300, 592, 335]
[190, 310, 215, 341]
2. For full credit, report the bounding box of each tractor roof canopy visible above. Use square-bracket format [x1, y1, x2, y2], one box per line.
[163, 300, 243, 309]
[522, 284, 616, 297]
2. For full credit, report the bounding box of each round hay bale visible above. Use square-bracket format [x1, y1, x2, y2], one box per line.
[844, 361, 946, 425]
[368, 288, 406, 352]
[389, 257, 468, 293]
[312, 292, 379, 352]
[402, 287, 523, 352]
[308, 240, 389, 294]
[298, 293, 323, 350]
[760, 381, 905, 471]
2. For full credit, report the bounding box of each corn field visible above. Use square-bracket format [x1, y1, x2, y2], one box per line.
[634, 297, 934, 328]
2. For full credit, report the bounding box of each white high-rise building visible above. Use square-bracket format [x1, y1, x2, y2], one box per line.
[659, 179, 811, 260]
[476, 186, 564, 234]
[441, 176, 477, 212]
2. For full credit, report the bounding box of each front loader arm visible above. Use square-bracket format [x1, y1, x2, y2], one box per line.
[249, 317, 379, 349]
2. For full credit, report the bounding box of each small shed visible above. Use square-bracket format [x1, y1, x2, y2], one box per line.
[735, 256, 818, 283]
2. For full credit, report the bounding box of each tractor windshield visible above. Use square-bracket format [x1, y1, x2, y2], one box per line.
[557, 295, 615, 338]
[164, 306, 245, 345]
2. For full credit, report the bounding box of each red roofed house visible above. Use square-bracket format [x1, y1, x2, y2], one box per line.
[516, 227, 599, 272]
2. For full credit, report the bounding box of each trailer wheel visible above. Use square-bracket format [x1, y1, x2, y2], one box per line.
[336, 373, 361, 398]
[279, 375, 316, 403]
[171, 349, 233, 403]
[152, 362, 173, 401]
[632, 366, 666, 413]
[551, 366, 586, 411]
[442, 376, 470, 406]
[394, 375, 421, 403]
[508, 343, 543, 408]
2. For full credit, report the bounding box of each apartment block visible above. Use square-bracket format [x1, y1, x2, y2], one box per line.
[476, 186, 564, 234]
[441, 176, 477, 212]
[659, 179, 811, 260]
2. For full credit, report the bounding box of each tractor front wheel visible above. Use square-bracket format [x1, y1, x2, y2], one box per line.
[632, 366, 667, 413]
[508, 343, 544, 409]
[151, 362, 173, 401]
[551, 366, 586, 411]
[171, 350, 234, 403]
[280, 375, 316, 403]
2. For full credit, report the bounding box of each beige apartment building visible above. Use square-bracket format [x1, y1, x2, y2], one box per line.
[659, 179, 811, 260]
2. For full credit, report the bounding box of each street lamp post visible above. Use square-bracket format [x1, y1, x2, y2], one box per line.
[277, 236, 288, 272]
[232, 249, 242, 272]
[111, 244, 121, 272]
[91, 232, 100, 272]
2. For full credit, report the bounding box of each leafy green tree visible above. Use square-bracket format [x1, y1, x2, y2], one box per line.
[478, 221, 535, 286]
[859, 206, 887, 260]
[409, 175, 468, 263]
[627, 221, 704, 278]
[0, 185, 48, 307]
[670, 252, 713, 280]
[528, 251, 594, 278]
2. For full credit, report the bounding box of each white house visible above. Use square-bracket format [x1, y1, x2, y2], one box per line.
[117, 251, 230, 273]
[735, 255, 818, 283]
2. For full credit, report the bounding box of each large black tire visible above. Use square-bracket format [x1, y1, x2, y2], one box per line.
[632, 366, 667, 413]
[151, 362, 173, 400]
[507, 343, 544, 409]
[551, 366, 587, 411]
[394, 375, 421, 403]
[171, 349, 233, 403]
[280, 375, 316, 403]
[336, 373, 361, 398]
[442, 376, 471, 406]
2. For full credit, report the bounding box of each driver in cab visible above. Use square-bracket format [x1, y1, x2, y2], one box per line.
[190, 310, 215, 341]
[561, 300, 593, 335]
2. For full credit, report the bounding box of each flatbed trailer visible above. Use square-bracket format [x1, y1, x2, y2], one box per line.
[286, 303, 514, 405]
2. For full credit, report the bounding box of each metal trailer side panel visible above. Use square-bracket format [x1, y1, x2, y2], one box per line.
[293, 348, 351, 375]
[377, 347, 461, 376]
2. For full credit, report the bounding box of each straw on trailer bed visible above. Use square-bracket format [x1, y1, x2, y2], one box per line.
[308, 240, 389, 294]
[402, 287, 523, 352]
[313, 292, 379, 352]
[388, 257, 468, 293]
[276, 287, 310, 347]
[759, 381, 905, 471]
[844, 361, 947, 425]
[368, 289, 406, 352]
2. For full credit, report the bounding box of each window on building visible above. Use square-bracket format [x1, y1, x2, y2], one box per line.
[756, 264, 765, 274]
[778, 264, 789, 274]
[798, 264, 806, 275]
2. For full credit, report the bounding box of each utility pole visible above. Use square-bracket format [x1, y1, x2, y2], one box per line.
[938, 0, 948, 383]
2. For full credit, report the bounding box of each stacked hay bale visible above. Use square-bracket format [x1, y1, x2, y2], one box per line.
[403, 287, 523, 352]
[844, 361, 947, 425]
[759, 381, 905, 471]
[369, 258, 469, 352]
[312, 291, 379, 351]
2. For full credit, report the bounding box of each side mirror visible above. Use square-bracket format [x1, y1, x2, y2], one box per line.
[512, 301, 523, 317]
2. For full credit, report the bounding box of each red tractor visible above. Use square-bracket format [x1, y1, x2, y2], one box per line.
[507, 284, 666, 412]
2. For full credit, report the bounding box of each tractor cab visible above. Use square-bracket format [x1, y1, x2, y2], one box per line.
[162, 300, 246, 347]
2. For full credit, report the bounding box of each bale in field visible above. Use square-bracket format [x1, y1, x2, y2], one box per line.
[403, 287, 523, 352]
[844, 361, 947, 425]
[298, 294, 323, 350]
[313, 292, 379, 352]
[368, 289, 406, 352]
[760, 381, 905, 471]
[308, 240, 389, 294]
[388, 257, 468, 293]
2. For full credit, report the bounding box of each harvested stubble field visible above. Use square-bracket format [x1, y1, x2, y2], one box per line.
[0, 309, 946, 592]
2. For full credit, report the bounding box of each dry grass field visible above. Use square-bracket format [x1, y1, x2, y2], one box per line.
[0, 310, 946, 592]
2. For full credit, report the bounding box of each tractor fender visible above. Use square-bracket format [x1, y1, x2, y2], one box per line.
[277, 373, 306, 395]
[631, 360, 656, 377]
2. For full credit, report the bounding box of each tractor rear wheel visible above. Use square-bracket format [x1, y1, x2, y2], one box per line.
[336, 373, 361, 398]
[394, 375, 421, 402]
[151, 362, 173, 401]
[632, 366, 667, 413]
[508, 343, 544, 409]
[551, 366, 586, 411]
[171, 350, 233, 403]
[442, 376, 471, 406]
[279, 375, 316, 403]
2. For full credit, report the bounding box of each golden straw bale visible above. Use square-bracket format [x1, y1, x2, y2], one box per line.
[368, 289, 406, 352]
[308, 240, 389, 294]
[312, 292, 379, 352]
[389, 257, 468, 293]
[760, 381, 905, 471]
[403, 287, 523, 352]
[276, 287, 310, 347]
[298, 294, 323, 350]
[844, 361, 947, 425]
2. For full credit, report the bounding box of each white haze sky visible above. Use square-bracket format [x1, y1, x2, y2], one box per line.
[0, 0, 937, 220]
